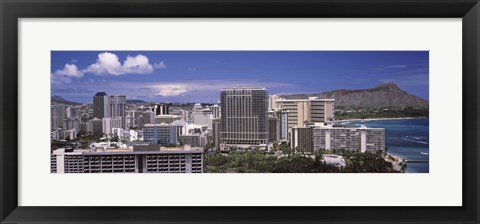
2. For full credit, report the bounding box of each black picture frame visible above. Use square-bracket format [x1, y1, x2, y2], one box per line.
[1, 0, 479, 223]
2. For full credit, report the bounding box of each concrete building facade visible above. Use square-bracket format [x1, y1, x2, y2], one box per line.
[63, 117, 81, 131]
[290, 126, 315, 152]
[269, 109, 289, 141]
[153, 104, 170, 116]
[268, 117, 280, 142]
[86, 118, 103, 134]
[155, 115, 182, 124]
[51, 146, 203, 173]
[143, 124, 178, 145]
[220, 87, 269, 147]
[51, 104, 65, 130]
[179, 134, 207, 147]
[192, 109, 213, 128]
[211, 104, 220, 118]
[93, 92, 108, 119]
[102, 116, 123, 135]
[93, 92, 126, 128]
[212, 118, 221, 149]
[313, 124, 386, 153]
[276, 97, 334, 129]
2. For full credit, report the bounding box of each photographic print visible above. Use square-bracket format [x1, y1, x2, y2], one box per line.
[50, 51, 429, 173]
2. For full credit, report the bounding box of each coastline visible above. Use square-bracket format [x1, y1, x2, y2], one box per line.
[383, 152, 406, 173]
[335, 117, 427, 122]
[336, 117, 428, 173]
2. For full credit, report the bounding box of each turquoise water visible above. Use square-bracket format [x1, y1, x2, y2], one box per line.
[339, 118, 429, 173]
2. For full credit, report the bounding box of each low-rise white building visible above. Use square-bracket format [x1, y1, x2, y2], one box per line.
[322, 154, 346, 168]
[89, 141, 120, 150]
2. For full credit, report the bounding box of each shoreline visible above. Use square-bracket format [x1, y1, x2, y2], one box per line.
[335, 117, 427, 122]
[383, 152, 407, 173]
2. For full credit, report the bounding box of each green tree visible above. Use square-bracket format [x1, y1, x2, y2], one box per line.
[110, 134, 119, 142]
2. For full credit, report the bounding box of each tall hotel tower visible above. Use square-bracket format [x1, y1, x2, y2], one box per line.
[220, 87, 269, 148]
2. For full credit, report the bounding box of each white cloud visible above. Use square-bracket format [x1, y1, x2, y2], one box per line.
[51, 64, 84, 84]
[51, 73, 72, 84]
[150, 79, 295, 97]
[52, 79, 299, 103]
[123, 54, 154, 74]
[54, 64, 84, 78]
[83, 52, 154, 75]
[154, 61, 167, 69]
[154, 84, 189, 97]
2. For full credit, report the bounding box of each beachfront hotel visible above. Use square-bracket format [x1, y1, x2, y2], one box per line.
[290, 123, 385, 153]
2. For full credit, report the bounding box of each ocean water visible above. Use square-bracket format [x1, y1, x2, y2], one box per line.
[341, 118, 429, 173]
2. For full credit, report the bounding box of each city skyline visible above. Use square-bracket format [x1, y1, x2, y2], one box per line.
[51, 51, 429, 104]
[51, 51, 429, 173]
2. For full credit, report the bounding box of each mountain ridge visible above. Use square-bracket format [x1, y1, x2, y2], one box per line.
[51, 96, 82, 105]
[279, 83, 428, 108]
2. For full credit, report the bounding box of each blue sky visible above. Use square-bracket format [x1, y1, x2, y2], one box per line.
[51, 51, 429, 103]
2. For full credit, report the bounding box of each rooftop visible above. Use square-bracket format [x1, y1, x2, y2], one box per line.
[222, 87, 267, 91]
[276, 98, 335, 102]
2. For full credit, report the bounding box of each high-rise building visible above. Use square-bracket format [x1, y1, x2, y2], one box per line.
[143, 123, 178, 145]
[107, 95, 126, 128]
[139, 110, 155, 128]
[268, 117, 280, 142]
[178, 134, 207, 147]
[268, 95, 279, 111]
[93, 92, 126, 128]
[193, 103, 203, 112]
[102, 116, 122, 135]
[51, 104, 65, 130]
[268, 109, 289, 141]
[212, 118, 221, 149]
[80, 122, 88, 132]
[290, 126, 314, 152]
[155, 115, 183, 124]
[126, 110, 138, 128]
[220, 87, 269, 147]
[86, 118, 103, 135]
[93, 92, 108, 119]
[153, 104, 169, 116]
[192, 109, 213, 128]
[66, 106, 80, 118]
[211, 104, 220, 118]
[276, 97, 334, 129]
[172, 120, 187, 137]
[63, 117, 81, 131]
